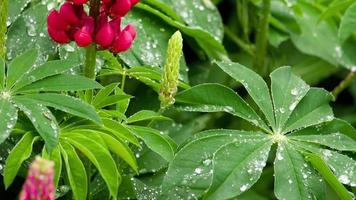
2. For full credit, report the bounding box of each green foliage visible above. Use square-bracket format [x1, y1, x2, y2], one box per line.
[1, 0, 356, 200]
[163, 61, 356, 199]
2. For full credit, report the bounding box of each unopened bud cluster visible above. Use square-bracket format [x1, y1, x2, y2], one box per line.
[159, 31, 183, 109]
[47, 0, 139, 53]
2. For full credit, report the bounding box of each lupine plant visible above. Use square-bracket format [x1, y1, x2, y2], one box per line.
[0, 0, 356, 200]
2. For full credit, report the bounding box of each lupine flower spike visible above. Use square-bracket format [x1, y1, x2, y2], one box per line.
[159, 31, 183, 110]
[47, 0, 139, 53]
[19, 156, 55, 200]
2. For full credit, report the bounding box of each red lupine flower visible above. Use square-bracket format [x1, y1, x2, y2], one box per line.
[19, 157, 55, 200]
[47, 0, 138, 52]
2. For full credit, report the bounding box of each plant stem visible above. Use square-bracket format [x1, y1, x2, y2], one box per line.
[121, 68, 127, 90]
[332, 70, 356, 99]
[0, 0, 8, 59]
[84, 0, 101, 79]
[84, 44, 97, 79]
[253, 0, 271, 76]
[224, 26, 255, 56]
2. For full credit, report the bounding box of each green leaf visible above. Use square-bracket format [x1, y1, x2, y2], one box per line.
[270, 66, 310, 133]
[127, 110, 171, 124]
[306, 153, 353, 200]
[4, 132, 37, 188]
[292, 119, 356, 141]
[13, 97, 59, 151]
[339, 2, 356, 43]
[162, 130, 267, 198]
[215, 61, 275, 128]
[0, 58, 4, 88]
[60, 141, 88, 200]
[92, 83, 119, 106]
[6, 3, 57, 62]
[290, 133, 356, 152]
[303, 145, 356, 187]
[42, 146, 62, 188]
[17, 94, 101, 125]
[144, 0, 224, 42]
[135, 3, 228, 60]
[129, 126, 176, 161]
[205, 139, 272, 200]
[319, 0, 356, 21]
[283, 88, 334, 133]
[6, 49, 38, 88]
[17, 74, 103, 92]
[0, 97, 17, 144]
[102, 118, 140, 146]
[65, 134, 120, 197]
[175, 83, 270, 132]
[12, 60, 80, 92]
[274, 142, 325, 200]
[99, 133, 138, 173]
[94, 94, 131, 109]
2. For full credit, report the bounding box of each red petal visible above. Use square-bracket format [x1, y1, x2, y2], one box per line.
[74, 27, 93, 47]
[130, 0, 139, 6]
[110, 0, 132, 17]
[47, 10, 68, 30]
[60, 2, 80, 25]
[47, 27, 70, 44]
[96, 22, 115, 48]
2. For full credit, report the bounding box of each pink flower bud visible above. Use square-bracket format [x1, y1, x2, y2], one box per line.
[111, 30, 134, 53]
[110, 0, 132, 17]
[123, 24, 136, 39]
[19, 157, 55, 200]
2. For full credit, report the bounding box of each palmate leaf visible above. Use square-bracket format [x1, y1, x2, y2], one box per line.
[165, 60, 356, 199]
[0, 50, 102, 149]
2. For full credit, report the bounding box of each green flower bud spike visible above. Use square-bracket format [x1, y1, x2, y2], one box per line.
[0, 0, 8, 59]
[159, 31, 183, 110]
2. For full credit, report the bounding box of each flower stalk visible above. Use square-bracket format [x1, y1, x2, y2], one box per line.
[0, 0, 8, 59]
[84, 0, 101, 79]
[253, 0, 271, 76]
[332, 70, 356, 99]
